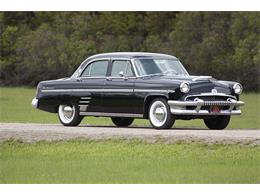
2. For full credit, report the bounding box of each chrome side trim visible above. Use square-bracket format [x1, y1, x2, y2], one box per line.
[168, 98, 244, 116]
[79, 112, 143, 118]
[31, 97, 38, 108]
[134, 89, 175, 93]
[42, 88, 175, 94]
[79, 105, 88, 112]
[41, 89, 134, 93]
[80, 97, 92, 100]
[79, 101, 90, 104]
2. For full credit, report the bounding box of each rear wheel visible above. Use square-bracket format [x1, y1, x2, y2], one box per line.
[204, 116, 230, 130]
[148, 98, 175, 129]
[111, 117, 134, 127]
[58, 104, 83, 126]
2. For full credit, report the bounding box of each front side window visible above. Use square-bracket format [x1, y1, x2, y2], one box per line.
[134, 58, 189, 76]
[111, 60, 134, 77]
[81, 60, 109, 77]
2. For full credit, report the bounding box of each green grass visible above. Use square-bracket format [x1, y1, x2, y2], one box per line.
[0, 87, 259, 129]
[0, 139, 259, 183]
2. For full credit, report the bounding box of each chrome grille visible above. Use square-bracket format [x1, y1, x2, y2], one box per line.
[203, 101, 234, 106]
[185, 94, 236, 101]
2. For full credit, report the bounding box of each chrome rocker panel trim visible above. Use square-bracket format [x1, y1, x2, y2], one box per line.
[168, 98, 244, 116]
[80, 112, 143, 118]
[31, 97, 39, 108]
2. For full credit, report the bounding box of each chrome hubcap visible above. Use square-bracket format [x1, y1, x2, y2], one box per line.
[58, 105, 75, 124]
[154, 107, 166, 122]
[149, 101, 167, 127]
[63, 106, 74, 119]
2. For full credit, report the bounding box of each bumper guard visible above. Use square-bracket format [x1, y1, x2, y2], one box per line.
[31, 97, 39, 108]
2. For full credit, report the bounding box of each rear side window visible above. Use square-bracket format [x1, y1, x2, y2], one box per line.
[111, 60, 134, 77]
[81, 60, 109, 77]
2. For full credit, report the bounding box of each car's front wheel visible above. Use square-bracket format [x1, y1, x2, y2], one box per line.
[148, 98, 175, 129]
[204, 116, 230, 130]
[58, 104, 83, 126]
[111, 117, 134, 127]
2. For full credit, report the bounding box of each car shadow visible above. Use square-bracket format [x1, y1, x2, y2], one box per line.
[78, 124, 208, 131]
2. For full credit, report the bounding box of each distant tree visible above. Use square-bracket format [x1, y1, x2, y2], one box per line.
[0, 12, 259, 91]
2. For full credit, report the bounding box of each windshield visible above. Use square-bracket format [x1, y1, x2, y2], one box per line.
[134, 58, 189, 76]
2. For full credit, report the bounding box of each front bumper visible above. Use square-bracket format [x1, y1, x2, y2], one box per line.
[168, 98, 244, 116]
[31, 97, 38, 108]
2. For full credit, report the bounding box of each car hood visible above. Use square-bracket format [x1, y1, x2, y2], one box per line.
[145, 75, 232, 95]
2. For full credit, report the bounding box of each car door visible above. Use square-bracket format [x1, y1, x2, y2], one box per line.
[102, 60, 137, 114]
[76, 59, 109, 113]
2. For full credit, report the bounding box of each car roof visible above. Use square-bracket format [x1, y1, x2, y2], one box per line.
[87, 52, 177, 60]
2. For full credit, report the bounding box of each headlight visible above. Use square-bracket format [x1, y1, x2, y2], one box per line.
[233, 83, 243, 94]
[180, 82, 190, 93]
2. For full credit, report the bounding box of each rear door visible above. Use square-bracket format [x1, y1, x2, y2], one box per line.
[76, 59, 109, 113]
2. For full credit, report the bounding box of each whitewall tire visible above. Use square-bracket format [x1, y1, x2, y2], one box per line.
[148, 98, 175, 129]
[58, 104, 83, 126]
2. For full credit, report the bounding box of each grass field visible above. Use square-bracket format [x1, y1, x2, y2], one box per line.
[0, 87, 259, 129]
[0, 139, 259, 184]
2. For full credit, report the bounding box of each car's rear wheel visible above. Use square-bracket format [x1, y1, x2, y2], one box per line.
[204, 116, 230, 130]
[111, 117, 134, 127]
[148, 98, 175, 129]
[58, 104, 83, 126]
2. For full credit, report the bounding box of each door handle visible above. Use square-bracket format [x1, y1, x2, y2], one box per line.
[76, 78, 82, 82]
[106, 77, 112, 81]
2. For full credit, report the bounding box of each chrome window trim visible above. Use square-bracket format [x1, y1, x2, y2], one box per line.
[110, 57, 131, 60]
[80, 58, 138, 79]
[131, 58, 139, 77]
[132, 57, 190, 77]
[79, 58, 110, 77]
[110, 58, 136, 77]
[106, 76, 137, 79]
[79, 76, 107, 79]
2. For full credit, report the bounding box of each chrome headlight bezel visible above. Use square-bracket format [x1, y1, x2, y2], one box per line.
[233, 83, 243, 94]
[180, 82, 190, 93]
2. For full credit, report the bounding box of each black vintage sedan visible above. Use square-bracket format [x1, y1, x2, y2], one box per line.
[32, 52, 244, 129]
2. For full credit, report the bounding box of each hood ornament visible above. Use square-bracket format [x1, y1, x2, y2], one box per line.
[211, 89, 217, 94]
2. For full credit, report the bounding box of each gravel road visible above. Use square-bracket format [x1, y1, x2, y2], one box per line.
[0, 123, 260, 145]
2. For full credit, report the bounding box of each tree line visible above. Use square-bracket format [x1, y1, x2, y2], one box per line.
[0, 12, 259, 91]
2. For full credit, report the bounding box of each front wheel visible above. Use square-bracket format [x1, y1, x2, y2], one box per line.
[204, 116, 230, 130]
[58, 104, 83, 126]
[148, 98, 175, 129]
[111, 117, 134, 127]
